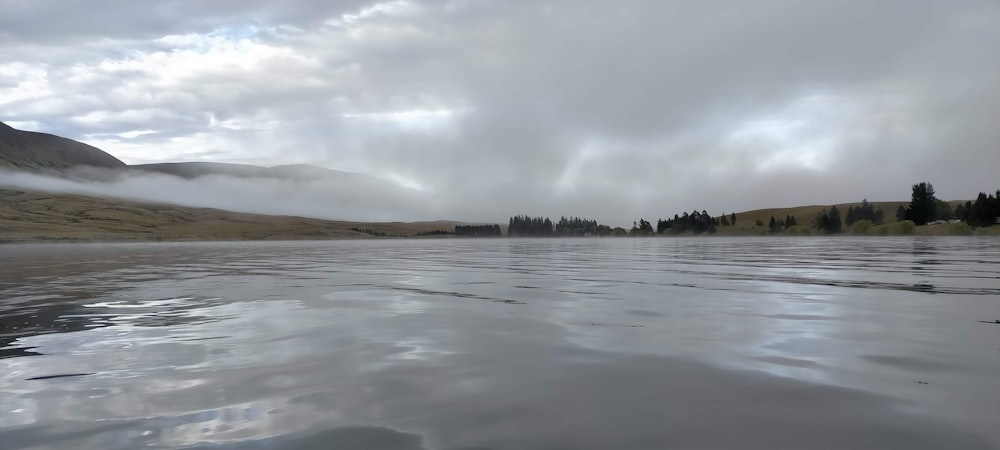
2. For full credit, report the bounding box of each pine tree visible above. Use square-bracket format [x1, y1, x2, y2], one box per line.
[896, 205, 907, 222]
[905, 182, 938, 225]
[828, 206, 842, 233]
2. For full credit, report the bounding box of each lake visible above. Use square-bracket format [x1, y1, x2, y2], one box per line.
[1, 237, 998, 449]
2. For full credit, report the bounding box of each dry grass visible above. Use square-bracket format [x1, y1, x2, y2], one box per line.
[0, 188, 469, 242]
[973, 225, 1000, 236]
[715, 200, 969, 235]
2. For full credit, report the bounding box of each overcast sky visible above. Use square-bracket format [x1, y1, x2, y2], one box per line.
[2, 0, 999, 224]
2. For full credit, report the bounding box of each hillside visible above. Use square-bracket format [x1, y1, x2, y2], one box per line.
[1, 121, 394, 187]
[721, 200, 969, 235]
[0, 122, 126, 172]
[0, 188, 465, 242]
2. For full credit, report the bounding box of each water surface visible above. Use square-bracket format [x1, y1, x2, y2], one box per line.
[1, 237, 999, 449]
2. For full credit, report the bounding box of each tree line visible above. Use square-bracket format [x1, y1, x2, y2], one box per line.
[508, 215, 618, 236]
[554, 216, 614, 236]
[953, 190, 1000, 227]
[893, 182, 998, 226]
[500, 182, 999, 238]
[508, 215, 555, 236]
[377, 181, 999, 239]
[656, 211, 718, 234]
[845, 199, 884, 226]
[768, 215, 799, 233]
[813, 183, 999, 233]
[455, 224, 502, 236]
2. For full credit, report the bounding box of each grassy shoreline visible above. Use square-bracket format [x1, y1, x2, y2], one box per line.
[3, 188, 997, 243]
[6, 225, 997, 243]
[0, 188, 468, 243]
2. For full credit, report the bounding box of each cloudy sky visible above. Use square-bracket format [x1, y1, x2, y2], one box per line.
[2, 0, 999, 224]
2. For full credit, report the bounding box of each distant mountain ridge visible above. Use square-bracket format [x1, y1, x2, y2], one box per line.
[0, 121, 371, 183]
[130, 162, 377, 183]
[0, 121, 126, 172]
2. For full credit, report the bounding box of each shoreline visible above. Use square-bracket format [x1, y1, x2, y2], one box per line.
[4, 228, 998, 244]
[3, 187, 997, 244]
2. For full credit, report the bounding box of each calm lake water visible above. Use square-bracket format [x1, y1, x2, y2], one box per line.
[1, 237, 998, 449]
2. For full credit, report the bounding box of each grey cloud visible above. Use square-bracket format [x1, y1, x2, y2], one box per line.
[2, 0, 998, 223]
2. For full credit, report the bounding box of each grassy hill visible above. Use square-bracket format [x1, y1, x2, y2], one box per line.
[720, 200, 969, 235]
[0, 188, 468, 242]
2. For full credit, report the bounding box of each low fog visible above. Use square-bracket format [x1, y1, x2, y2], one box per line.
[1, 168, 444, 223]
[2, 165, 790, 226]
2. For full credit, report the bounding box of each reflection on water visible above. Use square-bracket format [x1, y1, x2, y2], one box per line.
[1, 237, 999, 449]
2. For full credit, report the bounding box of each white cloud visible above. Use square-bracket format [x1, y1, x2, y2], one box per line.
[117, 130, 159, 139]
[2, 0, 998, 221]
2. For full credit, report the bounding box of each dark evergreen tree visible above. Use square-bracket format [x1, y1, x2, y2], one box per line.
[954, 203, 966, 222]
[828, 206, 842, 233]
[784, 214, 798, 228]
[935, 200, 953, 222]
[656, 219, 670, 234]
[905, 182, 938, 225]
[816, 208, 842, 234]
[967, 190, 1000, 227]
[552, 216, 613, 236]
[631, 218, 653, 235]
[844, 199, 882, 225]
[768, 216, 779, 233]
[896, 205, 908, 222]
[455, 224, 502, 236]
[730, 213, 736, 226]
[655, 209, 718, 234]
[508, 215, 554, 236]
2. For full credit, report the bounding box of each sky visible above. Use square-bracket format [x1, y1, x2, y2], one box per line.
[2, 0, 999, 224]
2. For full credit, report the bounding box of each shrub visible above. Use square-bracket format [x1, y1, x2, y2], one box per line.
[870, 224, 890, 236]
[868, 221, 915, 236]
[947, 222, 973, 235]
[787, 225, 813, 236]
[851, 219, 874, 235]
[974, 226, 1000, 236]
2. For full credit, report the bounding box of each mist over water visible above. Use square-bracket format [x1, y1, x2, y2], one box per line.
[0, 168, 442, 223]
[1, 237, 999, 449]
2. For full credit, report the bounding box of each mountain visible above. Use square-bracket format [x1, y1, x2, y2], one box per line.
[127, 161, 271, 179]
[0, 122, 380, 184]
[0, 122, 428, 222]
[0, 122, 126, 172]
